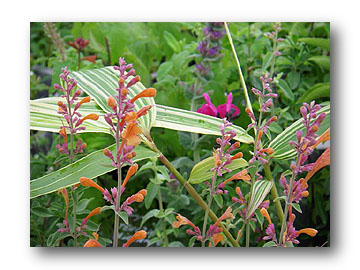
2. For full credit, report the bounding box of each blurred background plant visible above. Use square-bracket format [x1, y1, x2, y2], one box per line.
[30, 22, 330, 247]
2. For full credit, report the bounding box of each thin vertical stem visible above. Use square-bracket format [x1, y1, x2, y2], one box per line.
[201, 172, 217, 247]
[113, 166, 122, 247]
[157, 188, 169, 247]
[245, 220, 250, 247]
[224, 22, 254, 118]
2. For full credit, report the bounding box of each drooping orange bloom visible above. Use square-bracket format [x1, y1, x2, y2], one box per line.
[79, 177, 104, 193]
[214, 207, 234, 227]
[59, 127, 67, 143]
[85, 207, 102, 221]
[231, 152, 243, 160]
[130, 88, 156, 103]
[121, 121, 142, 146]
[80, 113, 99, 124]
[123, 230, 147, 247]
[121, 164, 139, 188]
[173, 214, 198, 231]
[260, 207, 272, 225]
[127, 189, 147, 204]
[136, 105, 152, 118]
[84, 239, 103, 247]
[81, 55, 97, 63]
[222, 169, 251, 185]
[296, 228, 318, 237]
[79, 96, 91, 105]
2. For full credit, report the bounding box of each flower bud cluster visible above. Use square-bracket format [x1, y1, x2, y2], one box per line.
[54, 67, 98, 158]
[264, 22, 284, 56]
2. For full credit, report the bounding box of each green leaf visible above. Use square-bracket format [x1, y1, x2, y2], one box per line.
[290, 202, 302, 213]
[298, 38, 330, 51]
[255, 209, 264, 230]
[298, 83, 330, 103]
[262, 52, 273, 71]
[263, 240, 277, 247]
[168, 241, 184, 247]
[188, 157, 248, 184]
[214, 194, 223, 209]
[287, 71, 301, 89]
[188, 236, 197, 247]
[144, 182, 159, 209]
[277, 79, 295, 101]
[30, 144, 158, 198]
[269, 104, 330, 160]
[31, 207, 54, 218]
[307, 56, 330, 70]
[157, 62, 173, 81]
[163, 31, 181, 52]
[246, 180, 273, 219]
[273, 196, 287, 203]
[116, 211, 129, 224]
[70, 66, 156, 132]
[154, 105, 253, 144]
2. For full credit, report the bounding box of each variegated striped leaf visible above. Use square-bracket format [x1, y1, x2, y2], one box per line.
[246, 180, 273, 219]
[188, 156, 248, 184]
[154, 105, 254, 144]
[30, 97, 109, 134]
[70, 66, 156, 132]
[30, 143, 158, 199]
[269, 104, 330, 160]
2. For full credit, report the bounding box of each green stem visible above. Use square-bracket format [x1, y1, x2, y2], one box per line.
[224, 22, 253, 117]
[112, 166, 122, 247]
[245, 220, 250, 247]
[201, 172, 217, 247]
[264, 162, 284, 223]
[157, 188, 168, 247]
[145, 140, 239, 247]
[152, 163, 169, 247]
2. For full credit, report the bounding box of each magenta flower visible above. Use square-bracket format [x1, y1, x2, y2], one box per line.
[197, 92, 240, 120]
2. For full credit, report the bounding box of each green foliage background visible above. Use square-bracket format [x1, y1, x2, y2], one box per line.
[30, 22, 330, 247]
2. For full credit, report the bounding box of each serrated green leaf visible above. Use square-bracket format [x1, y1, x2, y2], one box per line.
[144, 182, 159, 209]
[307, 56, 330, 70]
[188, 157, 248, 184]
[31, 207, 55, 218]
[277, 79, 295, 101]
[262, 52, 273, 71]
[157, 62, 173, 81]
[163, 31, 181, 52]
[298, 83, 330, 103]
[298, 38, 330, 51]
[214, 194, 223, 209]
[116, 211, 129, 224]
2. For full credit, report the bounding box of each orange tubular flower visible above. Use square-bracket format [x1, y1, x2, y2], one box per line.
[231, 152, 243, 160]
[127, 189, 147, 203]
[121, 121, 142, 146]
[130, 88, 157, 103]
[84, 239, 103, 247]
[214, 207, 234, 227]
[296, 228, 318, 237]
[136, 105, 152, 118]
[79, 96, 91, 105]
[222, 169, 251, 185]
[124, 112, 137, 123]
[123, 230, 147, 247]
[59, 127, 67, 143]
[79, 177, 104, 193]
[260, 207, 272, 224]
[209, 233, 224, 247]
[85, 207, 102, 221]
[173, 214, 198, 231]
[80, 113, 99, 124]
[121, 163, 139, 188]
